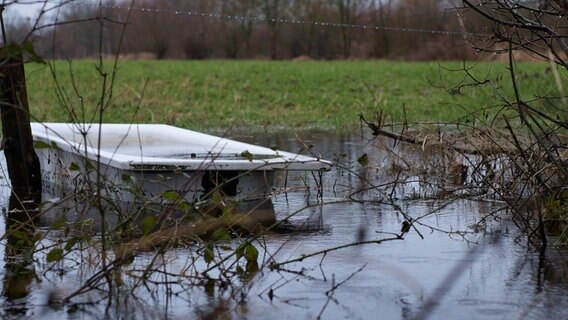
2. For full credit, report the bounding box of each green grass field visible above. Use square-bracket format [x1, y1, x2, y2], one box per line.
[25, 60, 556, 132]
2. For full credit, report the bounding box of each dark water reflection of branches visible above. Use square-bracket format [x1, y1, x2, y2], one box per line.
[2, 195, 38, 319]
[0, 131, 568, 319]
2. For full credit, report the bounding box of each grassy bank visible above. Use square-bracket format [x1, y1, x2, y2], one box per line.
[25, 60, 555, 132]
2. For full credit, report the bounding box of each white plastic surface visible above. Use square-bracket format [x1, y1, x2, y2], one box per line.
[31, 123, 331, 172]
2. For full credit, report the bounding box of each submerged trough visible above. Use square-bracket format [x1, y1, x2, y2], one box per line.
[31, 123, 331, 204]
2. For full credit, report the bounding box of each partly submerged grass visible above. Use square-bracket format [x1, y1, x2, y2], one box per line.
[25, 60, 558, 132]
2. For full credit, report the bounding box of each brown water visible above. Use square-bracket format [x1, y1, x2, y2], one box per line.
[1, 130, 567, 319]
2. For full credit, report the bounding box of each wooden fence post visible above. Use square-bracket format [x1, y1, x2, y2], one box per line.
[0, 53, 42, 210]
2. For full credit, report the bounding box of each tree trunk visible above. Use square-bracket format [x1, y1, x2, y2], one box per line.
[269, 22, 278, 60]
[0, 54, 42, 209]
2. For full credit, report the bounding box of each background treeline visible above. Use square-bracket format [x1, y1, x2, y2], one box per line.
[7, 0, 489, 60]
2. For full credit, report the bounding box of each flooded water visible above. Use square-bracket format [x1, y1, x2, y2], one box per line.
[1, 129, 568, 319]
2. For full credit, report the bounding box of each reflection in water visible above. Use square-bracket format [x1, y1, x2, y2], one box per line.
[0, 130, 567, 319]
[2, 195, 38, 318]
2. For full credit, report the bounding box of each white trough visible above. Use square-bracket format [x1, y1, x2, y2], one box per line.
[31, 123, 331, 204]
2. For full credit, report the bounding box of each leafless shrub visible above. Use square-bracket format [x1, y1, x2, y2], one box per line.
[358, 0, 568, 248]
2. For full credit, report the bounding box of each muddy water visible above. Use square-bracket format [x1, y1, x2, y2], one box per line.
[1, 130, 568, 319]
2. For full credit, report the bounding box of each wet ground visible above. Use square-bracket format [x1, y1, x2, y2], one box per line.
[1, 129, 568, 319]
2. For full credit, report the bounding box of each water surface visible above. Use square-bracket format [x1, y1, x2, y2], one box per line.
[0, 129, 567, 319]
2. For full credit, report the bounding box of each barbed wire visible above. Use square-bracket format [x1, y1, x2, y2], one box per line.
[45, 0, 491, 38]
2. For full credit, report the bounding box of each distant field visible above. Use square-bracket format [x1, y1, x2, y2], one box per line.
[25, 60, 554, 132]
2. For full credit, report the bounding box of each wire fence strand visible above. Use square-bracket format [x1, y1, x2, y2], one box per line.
[40, 0, 492, 38]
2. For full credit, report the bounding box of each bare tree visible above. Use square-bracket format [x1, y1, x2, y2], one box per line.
[334, 0, 360, 58]
[456, 0, 568, 247]
[22, 0, 481, 60]
[218, 0, 260, 58]
[261, 0, 287, 59]
[369, 0, 393, 58]
[236, 0, 260, 57]
[461, 0, 568, 67]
